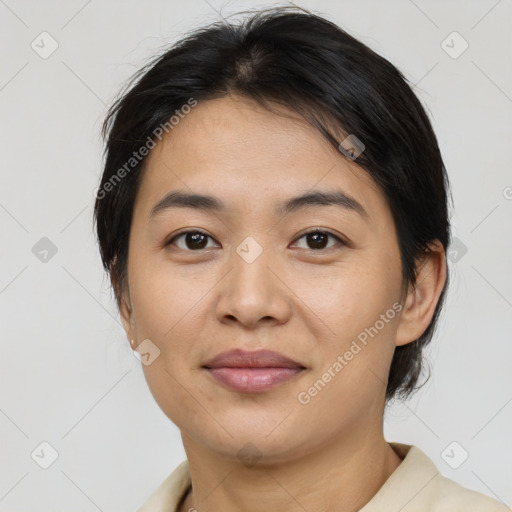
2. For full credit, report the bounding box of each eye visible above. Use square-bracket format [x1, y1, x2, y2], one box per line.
[292, 229, 346, 251]
[166, 230, 219, 251]
[165, 228, 346, 252]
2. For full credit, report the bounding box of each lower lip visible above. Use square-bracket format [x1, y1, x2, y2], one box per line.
[205, 367, 304, 392]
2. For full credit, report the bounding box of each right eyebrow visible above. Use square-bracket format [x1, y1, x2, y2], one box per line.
[150, 191, 225, 219]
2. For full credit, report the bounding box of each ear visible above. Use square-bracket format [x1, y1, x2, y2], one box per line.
[111, 265, 136, 346]
[119, 290, 136, 345]
[395, 240, 447, 347]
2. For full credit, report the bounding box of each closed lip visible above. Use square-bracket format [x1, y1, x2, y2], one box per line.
[202, 349, 305, 369]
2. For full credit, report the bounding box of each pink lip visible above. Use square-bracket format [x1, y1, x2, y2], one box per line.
[203, 349, 306, 393]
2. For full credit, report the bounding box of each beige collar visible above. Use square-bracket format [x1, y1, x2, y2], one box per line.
[136, 443, 509, 511]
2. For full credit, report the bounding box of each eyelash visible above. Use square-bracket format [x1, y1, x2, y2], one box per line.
[165, 229, 346, 252]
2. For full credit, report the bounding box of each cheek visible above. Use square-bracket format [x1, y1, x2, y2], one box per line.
[129, 263, 207, 426]
[294, 302, 399, 423]
[291, 257, 400, 339]
[291, 253, 401, 386]
[128, 254, 210, 341]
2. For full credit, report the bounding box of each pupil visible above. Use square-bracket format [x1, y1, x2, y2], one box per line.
[308, 232, 327, 249]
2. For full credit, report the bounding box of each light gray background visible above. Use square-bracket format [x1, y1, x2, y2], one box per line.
[1, 0, 511, 510]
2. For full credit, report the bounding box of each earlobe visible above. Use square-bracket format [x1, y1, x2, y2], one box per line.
[395, 240, 447, 347]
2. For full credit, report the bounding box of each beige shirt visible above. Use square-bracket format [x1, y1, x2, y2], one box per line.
[137, 443, 510, 511]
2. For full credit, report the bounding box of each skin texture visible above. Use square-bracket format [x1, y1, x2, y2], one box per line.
[119, 94, 447, 512]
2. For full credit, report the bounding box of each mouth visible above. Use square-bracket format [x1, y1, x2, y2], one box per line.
[202, 349, 306, 393]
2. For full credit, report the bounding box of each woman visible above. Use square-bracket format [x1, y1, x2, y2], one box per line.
[94, 6, 510, 512]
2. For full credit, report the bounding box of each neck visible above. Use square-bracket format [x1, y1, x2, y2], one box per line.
[178, 430, 402, 512]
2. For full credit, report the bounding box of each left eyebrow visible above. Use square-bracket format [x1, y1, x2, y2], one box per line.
[149, 189, 368, 220]
[275, 190, 368, 220]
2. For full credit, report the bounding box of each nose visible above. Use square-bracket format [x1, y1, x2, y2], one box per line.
[214, 239, 292, 329]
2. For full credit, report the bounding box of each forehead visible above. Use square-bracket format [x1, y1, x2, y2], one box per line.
[134, 95, 388, 222]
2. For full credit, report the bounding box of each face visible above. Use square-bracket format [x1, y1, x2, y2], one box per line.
[120, 94, 412, 463]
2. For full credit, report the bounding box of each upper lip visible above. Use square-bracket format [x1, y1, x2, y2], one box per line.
[203, 349, 305, 369]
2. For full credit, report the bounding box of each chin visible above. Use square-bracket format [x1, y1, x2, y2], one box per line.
[183, 412, 306, 459]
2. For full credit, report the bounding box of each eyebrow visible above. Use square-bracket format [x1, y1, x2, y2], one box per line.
[149, 189, 368, 220]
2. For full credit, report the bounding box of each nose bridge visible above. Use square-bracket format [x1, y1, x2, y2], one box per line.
[235, 234, 267, 266]
[230, 233, 275, 296]
[215, 233, 290, 326]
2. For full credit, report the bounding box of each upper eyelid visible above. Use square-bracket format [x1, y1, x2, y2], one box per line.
[166, 229, 215, 245]
[293, 228, 345, 243]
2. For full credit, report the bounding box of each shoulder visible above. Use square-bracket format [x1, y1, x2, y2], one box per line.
[136, 460, 191, 512]
[428, 469, 510, 511]
[361, 443, 510, 512]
